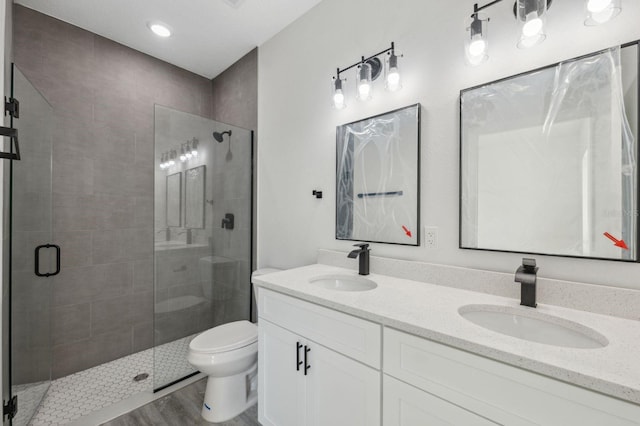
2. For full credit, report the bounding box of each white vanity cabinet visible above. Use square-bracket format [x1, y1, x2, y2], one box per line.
[257, 289, 381, 426]
[383, 328, 640, 426]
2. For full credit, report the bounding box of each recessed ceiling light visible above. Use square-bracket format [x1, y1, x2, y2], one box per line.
[148, 22, 172, 38]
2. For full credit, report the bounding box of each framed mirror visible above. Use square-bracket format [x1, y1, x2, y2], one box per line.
[460, 45, 638, 261]
[166, 172, 182, 227]
[185, 165, 206, 229]
[336, 103, 420, 245]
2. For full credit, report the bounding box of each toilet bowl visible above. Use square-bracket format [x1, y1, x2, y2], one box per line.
[187, 320, 258, 423]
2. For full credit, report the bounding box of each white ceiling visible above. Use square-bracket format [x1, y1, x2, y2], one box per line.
[15, 0, 322, 79]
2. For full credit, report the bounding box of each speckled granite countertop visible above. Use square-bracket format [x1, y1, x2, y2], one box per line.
[253, 263, 640, 405]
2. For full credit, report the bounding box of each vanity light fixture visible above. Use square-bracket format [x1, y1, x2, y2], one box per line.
[160, 150, 177, 169]
[517, 0, 547, 49]
[385, 51, 402, 91]
[185, 141, 193, 159]
[180, 145, 187, 162]
[332, 76, 346, 109]
[465, 12, 489, 65]
[331, 42, 401, 109]
[190, 138, 199, 157]
[465, 0, 622, 65]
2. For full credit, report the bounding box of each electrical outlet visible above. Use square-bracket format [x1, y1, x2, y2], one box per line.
[425, 226, 438, 249]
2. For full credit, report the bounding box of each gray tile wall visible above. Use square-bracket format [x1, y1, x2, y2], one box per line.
[14, 5, 214, 379]
[211, 48, 259, 321]
[210, 48, 258, 131]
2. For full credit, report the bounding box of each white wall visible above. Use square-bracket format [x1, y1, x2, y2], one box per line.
[257, 0, 640, 290]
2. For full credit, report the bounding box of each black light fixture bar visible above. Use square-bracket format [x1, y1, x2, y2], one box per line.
[473, 0, 505, 15]
[335, 42, 396, 78]
[472, 0, 553, 17]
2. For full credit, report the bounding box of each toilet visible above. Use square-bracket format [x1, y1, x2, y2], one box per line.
[187, 320, 258, 423]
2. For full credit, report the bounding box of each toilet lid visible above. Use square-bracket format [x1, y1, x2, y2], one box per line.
[189, 320, 257, 354]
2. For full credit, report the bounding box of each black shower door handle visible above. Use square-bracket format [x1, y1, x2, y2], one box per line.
[0, 126, 20, 161]
[35, 244, 61, 277]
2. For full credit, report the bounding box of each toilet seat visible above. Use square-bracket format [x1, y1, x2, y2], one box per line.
[189, 320, 257, 354]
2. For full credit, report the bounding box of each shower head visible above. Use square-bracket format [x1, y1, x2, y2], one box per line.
[213, 130, 232, 143]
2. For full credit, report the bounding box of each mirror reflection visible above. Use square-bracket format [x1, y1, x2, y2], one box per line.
[460, 45, 638, 261]
[185, 165, 206, 229]
[166, 172, 182, 227]
[336, 104, 420, 246]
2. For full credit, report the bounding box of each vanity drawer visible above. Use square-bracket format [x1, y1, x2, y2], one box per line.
[384, 327, 640, 426]
[258, 289, 381, 368]
[383, 375, 497, 426]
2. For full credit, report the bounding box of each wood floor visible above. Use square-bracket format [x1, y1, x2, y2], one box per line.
[102, 379, 260, 426]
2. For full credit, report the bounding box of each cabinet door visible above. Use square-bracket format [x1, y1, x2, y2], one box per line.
[258, 319, 306, 426]
[383, 375, 497, 426]
[306, 342, 381, 426]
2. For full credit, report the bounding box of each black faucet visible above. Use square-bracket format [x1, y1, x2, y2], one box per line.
[348, 243, 370, 276]
[514, 258, 538, 308]
[177, 228, 192, 244]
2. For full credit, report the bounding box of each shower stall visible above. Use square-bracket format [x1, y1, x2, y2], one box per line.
[4, 65, 254, 425]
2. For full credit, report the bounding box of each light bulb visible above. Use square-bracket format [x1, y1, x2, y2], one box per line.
[191, 149, 198, 156]
[168, 159, 175, 166]
[522, 13, 543, 37]
[185, 152, 192, 159]
[160, 163, 166, 169]
[468, 38, 487, 57]
[587, 0, 612, 13]
[358, 81, 371, 100]
[357, 63, 372, 101]
[180, 154, 186, 162]
[333, 89, 345, 109]
[386, 69, 400, 91]
[385, 52, 401, 91]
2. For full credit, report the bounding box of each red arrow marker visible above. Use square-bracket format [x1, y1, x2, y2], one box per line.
[402, 225, 412, 238]
[603, 232, 629, 250]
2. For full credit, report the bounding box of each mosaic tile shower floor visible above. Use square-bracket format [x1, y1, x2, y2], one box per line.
[13, 334, 198, 426]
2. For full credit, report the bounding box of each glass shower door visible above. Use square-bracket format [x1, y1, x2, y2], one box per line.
[9, 65, 54, 425]
[153, 106, 253, 390]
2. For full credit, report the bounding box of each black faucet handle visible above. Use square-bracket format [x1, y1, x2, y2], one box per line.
[353, 243, 370, 250]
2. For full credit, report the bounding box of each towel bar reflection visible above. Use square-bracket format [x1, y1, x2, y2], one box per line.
[357, 190, 403, 199]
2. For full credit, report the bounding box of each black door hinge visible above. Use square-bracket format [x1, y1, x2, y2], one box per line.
[5, 96, 19, 118]
[3, 395, 17, 420]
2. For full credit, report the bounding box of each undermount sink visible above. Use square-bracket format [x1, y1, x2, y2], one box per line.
[154, 240, 188, 249]
[309, 274, 377, 292]
[459, 304, 608, 349]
